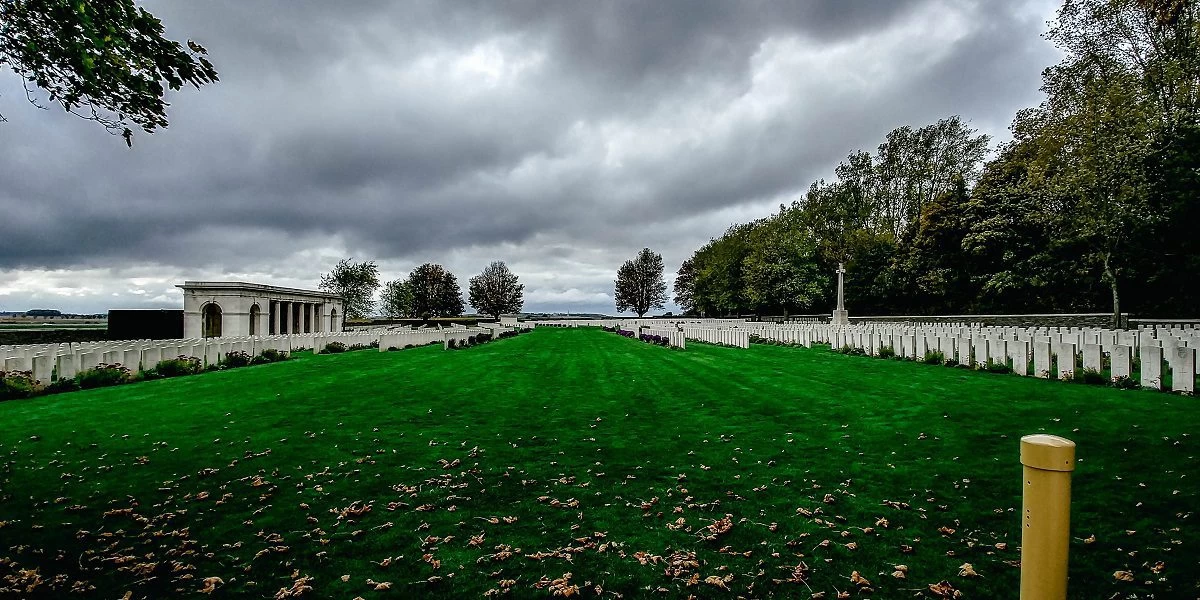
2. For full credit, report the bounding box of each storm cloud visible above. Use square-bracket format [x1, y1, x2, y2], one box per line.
[0, 0, 1060, 314]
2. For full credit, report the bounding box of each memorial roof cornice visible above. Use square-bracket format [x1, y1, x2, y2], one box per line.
[176, 281, 341, 300]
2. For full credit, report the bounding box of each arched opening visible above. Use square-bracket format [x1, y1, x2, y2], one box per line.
[202, 303, 223, 338]
[249, 303, 261, 336]
[329, 308, 338, 332]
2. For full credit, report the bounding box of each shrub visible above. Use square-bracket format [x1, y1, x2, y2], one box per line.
[878, 345, 895, 359]
[154, 356, 203, 377]
[943, 357, 959, 367]
[323, 342, 347, 354]
[78, 364, 131, 390]
[923, 351, 945, 365]
[1111, 375, 1140, 390]
[448, 339, 458, 349]
[404, 344, 414, 349]
[348, 343, 372, 351]
[221, 350, 253, 368]
[253, 349, 289, 364]
[985, 361, 1013, 374]
[467, 335, 477, 346]
[1, 370, 40, 401]
[45, 377, 80, 394]
[1078, 368, 1107, 385]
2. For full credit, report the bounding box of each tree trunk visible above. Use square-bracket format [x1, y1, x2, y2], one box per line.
[1103, 256, 1121, 328]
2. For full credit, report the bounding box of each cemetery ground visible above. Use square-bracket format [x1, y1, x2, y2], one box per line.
[0, 329, 1195, 599]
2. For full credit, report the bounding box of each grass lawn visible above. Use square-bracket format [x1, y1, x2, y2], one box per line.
[0, 328, 1195, 598]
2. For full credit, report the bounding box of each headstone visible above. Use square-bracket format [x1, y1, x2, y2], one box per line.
[143, 347, 162, 370]
[78, 351, 100, 372]
[31, 355, 53, 385]
[1170, 347, 1195, 394]
[1082, 343, 1102, 373]
[1140, 345, 1162, 389]
[1010, 340, 1029, 376]
[56, 353, 77, 381]
[1055, 342, 1077, 381]
[1110, 344, 1132, 381]
[989, 339, 1007, 368]
[1033, 341, 1052, 379]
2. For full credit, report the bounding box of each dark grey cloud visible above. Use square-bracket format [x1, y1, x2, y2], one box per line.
[0, 0, 1060, 315]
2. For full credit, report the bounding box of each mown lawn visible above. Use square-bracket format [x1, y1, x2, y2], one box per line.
[0, 327, 1194, 598]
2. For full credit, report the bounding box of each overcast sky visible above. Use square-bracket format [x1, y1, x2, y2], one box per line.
[0, 0, 1061, 316]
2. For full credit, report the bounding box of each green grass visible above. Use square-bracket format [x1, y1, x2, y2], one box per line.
[0, 328, 1195, 598]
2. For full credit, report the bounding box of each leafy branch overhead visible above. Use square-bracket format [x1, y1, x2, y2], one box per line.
[0, 0, 219, 145]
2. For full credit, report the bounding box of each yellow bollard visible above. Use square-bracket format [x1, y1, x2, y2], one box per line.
[1020, 434, 1076, 600]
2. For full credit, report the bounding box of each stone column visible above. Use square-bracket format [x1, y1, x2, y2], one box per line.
[831, 263, 849, 325]
[314, 303, 322, 332]
[282, 302, 291, 335]
[270, 301, 279, 335]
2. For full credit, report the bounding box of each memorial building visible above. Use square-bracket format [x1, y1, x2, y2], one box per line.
[177, 281, 344, 338]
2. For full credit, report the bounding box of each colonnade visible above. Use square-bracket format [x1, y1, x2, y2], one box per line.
[268, 300, 332, 335]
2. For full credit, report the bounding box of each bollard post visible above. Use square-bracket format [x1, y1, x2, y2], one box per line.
[1020, 434, 1076, 600]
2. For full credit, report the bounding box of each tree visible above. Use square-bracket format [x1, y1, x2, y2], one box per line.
[319, 259, 380, 320]
[672, 258, 697, 315]
[742, 203, 828, 315]
[406, 263, 464, 318]
[614, 248, 668, 317]
[1011, 0, 1199, 325]
[0, 0, 219, 145]
[468, 261, 524, 319]
[691, 224, 754, 316]
[379, 279, 414, 318]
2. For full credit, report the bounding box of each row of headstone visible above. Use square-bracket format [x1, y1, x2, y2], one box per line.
[638, 327, 687, 349]
[312, 331, 378, 350]
[0, 334, 312, 386]
[530, 318, 750, 329]
[378, 329, 460, 350]
[679, 327, 750, 349]
[442, 327, 495, 349]
[738, 322, 1197, 393]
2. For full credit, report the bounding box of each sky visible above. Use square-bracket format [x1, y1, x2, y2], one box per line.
[0, 0, 1062, 316]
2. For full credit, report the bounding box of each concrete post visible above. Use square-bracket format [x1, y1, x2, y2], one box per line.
[1020, 434, 1076, 600]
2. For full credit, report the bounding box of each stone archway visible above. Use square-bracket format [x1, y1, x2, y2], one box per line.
[249, 303, 261, 336]
[329, 308, 338, 332]
[202, 303, 223, 338]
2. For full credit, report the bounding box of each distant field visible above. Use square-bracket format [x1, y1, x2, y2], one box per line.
[0, 328, 1194, 598]
[0, 323, 107, 330]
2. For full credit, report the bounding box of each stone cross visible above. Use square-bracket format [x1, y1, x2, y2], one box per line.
[836, 263, 846, 311]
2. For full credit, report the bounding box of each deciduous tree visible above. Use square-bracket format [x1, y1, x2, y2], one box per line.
[319, 259, 380, 320]
[407, 263, 464, 318]
[468, 261, 524, 319]
[614, 248, 667, 318]
[379, 279, 414, 318]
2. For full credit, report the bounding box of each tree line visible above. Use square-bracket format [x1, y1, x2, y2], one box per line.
[673, 0, 1199, 324]
[318, 259, 524, 320]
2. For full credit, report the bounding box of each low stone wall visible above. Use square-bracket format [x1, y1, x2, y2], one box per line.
[0, 329, 109, 346]
[847, 313, 1125, 328]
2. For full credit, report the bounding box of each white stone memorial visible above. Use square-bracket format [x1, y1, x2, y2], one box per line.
[831, 263, 849, 325]
[179, 281, 344, 339]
